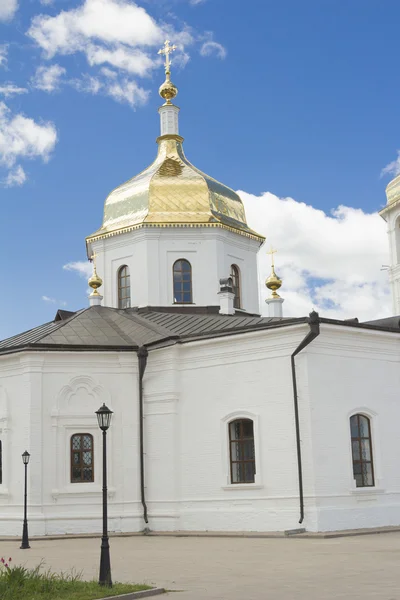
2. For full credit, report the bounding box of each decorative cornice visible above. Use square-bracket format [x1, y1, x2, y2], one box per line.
[86, 221, 265, 246]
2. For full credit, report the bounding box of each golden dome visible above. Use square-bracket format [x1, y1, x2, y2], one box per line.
[266, 267, 282, 298]
[88, 255, 103, 296]
[87, 134, 264, 243]
[159, 73, 178, 104]
[385, 174, 400, 206]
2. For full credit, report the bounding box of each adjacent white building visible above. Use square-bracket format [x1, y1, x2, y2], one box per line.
[1, 51, 400, 537]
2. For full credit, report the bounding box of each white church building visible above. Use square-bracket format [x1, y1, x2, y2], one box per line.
[1, 43, 400, 536]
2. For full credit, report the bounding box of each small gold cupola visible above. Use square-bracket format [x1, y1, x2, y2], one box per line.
[88, 253, 103, 306]
[158, 40, 178, 104]
[265, 247, 282, 298]
[265, 247, 284, 318]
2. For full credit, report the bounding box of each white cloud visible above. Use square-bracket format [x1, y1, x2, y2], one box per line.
[63, 261, 92, 278]
[241, 191, 391, 321]
[190, 0, 206, 4]
[70, 73, 149, 108]
[200, 40, 226, 59]
[42, 295, 67, 306]
[39, 0, 54, 5]
[0, 84, 28, 98]
[70, 74, 103, 95]
[381, 150, 400, 178]
[0, 0, 18, 22]
[100, 67, 118, 79]
[31, 64, 66, 92]
[105, 78, 149, 107]
[4, 164, 26, 186]
[0, 102, 57, 184]
[27, 0, 163, 58]
[0, 45, 8, 68]
[86, 44, 155, 76]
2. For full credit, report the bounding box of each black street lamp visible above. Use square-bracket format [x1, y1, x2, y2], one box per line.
[96, 403, 113, 587]
[20, 451, 30, 550]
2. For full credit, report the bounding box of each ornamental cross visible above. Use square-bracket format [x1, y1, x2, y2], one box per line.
[266, 246, 277, 268]
[158, 39, 176, 73]
[90, 252, 98, 271]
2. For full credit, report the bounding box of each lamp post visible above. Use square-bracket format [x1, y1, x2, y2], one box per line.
[96, 403, 113, 587]
[20, 451, 30, 550]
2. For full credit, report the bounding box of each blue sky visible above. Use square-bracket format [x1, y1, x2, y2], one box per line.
[0, 0, 398, 339]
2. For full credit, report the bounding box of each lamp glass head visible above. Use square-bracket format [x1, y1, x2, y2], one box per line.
[22, 451, 30, 465]
[96, 403, 113, 431]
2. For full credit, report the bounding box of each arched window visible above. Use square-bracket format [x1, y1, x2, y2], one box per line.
[230, 264, 241, 309]
[71, 434, 94, 483]
[350, 414, 374, 487]
[118, 265, 131, 309]
[229, 419, 255, 484]
[173, 259, 192, 304]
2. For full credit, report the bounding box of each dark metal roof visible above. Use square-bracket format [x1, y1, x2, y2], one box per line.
[0, 306, 399, 356]
[0, 306, 301, 354]
[362, 316, 400, 329]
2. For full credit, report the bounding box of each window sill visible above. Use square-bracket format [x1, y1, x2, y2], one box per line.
[222, 484, 264, 491]
[349, 487, 385, 495]
[0, 488, 9, 497]
[52, 486, 116, 499]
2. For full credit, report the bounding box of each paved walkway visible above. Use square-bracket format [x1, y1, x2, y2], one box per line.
[2, 533, 400, 599]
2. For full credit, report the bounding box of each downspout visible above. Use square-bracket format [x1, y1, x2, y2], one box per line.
[137, 346, 149, 524]
[291, 310, 320, 524]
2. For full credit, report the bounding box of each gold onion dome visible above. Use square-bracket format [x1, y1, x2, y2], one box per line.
[88, 255, 103, 296]
[266, 268, 282, 298]
[86, 40, 263, 245]
[265, 247, 282, 298]
[159, 73, 178, 104]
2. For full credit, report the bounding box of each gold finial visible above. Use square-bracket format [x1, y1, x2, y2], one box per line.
[158, 39, 178, 104]
[266, 246, 282, 298]
[88, 252, 103, 296]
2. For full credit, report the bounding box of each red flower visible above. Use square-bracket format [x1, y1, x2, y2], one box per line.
[8, 558, 11, 562]
[1, 558, 4, 564]
[4, 564, 8, 569]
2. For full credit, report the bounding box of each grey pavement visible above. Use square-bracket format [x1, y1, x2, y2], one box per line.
[1, 533, 400, 599]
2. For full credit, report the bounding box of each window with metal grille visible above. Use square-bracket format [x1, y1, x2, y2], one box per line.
[118, 265, 131, 309]
[229, 419, 255, 484]
[71, 434, 94, 483]
[173, 259, 192, 304]
[350, 414, 375, 487]
[230, 264, 241, 309]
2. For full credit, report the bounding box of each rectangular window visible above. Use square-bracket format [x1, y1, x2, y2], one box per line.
[229, 419, 256, 484]
[350, 414, 375, 487]
[71, 434, 94, 483]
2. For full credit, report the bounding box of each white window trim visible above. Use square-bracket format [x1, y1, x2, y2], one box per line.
[220, 410, 263, 489]
[347, 408, 385, 493]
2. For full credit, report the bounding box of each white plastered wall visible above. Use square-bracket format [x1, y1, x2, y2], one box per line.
[305, 324, 400, 532]
[88, 227, 261, 314]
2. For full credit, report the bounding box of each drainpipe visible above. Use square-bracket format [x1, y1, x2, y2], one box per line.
[291, 310, 320, 524]
[137, 346, 149, 524]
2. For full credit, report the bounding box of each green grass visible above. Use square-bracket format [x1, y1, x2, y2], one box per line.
[0, 561, 152, 600]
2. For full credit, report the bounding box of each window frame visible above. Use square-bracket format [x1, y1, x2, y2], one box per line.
[117, 265, 131, 309]
[173, 259, 193, 304]
[70, 433, 94, 484]
[228, 418, 256, 484]
[350, 413, 375, 488]
[230, 264, 241, 309]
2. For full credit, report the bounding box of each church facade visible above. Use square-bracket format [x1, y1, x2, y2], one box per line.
[1, 43, 400, 537]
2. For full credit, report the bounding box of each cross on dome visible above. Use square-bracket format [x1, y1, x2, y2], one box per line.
[158, 40, 177, 74]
